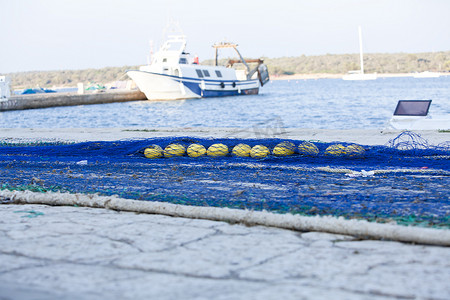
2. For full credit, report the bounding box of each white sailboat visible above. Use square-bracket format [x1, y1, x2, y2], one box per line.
[343, 26, 377, 81]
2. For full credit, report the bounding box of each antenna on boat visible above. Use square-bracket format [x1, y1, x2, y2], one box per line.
[147, 40, 154, 65]
[162, 18, 184, 42]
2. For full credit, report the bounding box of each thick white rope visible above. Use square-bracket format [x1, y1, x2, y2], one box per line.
[1, 189, 449, 247]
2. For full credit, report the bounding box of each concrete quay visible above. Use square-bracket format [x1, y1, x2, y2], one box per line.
[1, 127, 449, 146]
[0, 90, 146, 111]
[1, 203, 449, 300]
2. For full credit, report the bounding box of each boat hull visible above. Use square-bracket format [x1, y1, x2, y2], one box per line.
[413, 72, 441, 78]
[342, 73, 377, 81]
[127, 70, 259, 100]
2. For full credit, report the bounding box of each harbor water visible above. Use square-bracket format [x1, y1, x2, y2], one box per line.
[1, 76, 449, 129]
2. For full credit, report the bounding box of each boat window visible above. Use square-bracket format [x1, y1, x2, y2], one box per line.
[215, 70, 222, 78]
[179, 58, 187, 64]
[162, 58, 167, 63]
[203, 70, 210, 77]
[196, 69, 204, 78]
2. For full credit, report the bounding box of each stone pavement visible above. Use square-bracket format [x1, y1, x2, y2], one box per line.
[1, 204, 449, 300]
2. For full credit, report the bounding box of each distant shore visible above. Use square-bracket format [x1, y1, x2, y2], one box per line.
[271, 72, 450, 80]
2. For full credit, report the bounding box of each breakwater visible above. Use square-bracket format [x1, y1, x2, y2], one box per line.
[0, 90, 147, 111]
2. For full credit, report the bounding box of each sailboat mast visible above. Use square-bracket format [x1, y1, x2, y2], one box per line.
[358, 26, 364, 74]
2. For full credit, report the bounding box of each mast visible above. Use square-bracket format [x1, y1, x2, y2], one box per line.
[214, 48, 218, 66]
[358, 26, 364, 74]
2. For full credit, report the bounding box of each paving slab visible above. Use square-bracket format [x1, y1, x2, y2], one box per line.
[1, 204, 449, 300]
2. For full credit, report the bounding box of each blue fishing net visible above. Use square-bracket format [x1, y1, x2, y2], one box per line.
[1, 131, 449, 228]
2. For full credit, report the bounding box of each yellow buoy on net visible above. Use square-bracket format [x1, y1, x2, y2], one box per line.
[144, 144, 163, 159]
[232, 143, 252, 157]
[250, 145, 270, 159]
[324, 144, 346, 156]
[187, 143, 207, 158]
[207, 143, 229, 157]
[345, 144, 365, 157]
[298, 141, 319, 156]
[164, 143, 186, 158]
[272, 141, 296, 156]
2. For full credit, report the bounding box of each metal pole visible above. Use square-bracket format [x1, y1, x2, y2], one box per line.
[215, 48, 218, 66]
[359, 26, 364, 74]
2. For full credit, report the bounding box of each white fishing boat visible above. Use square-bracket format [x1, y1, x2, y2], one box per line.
[388, 100, 450, 130]
[343, 26, 377, 81]
[127, 36, 269, 100]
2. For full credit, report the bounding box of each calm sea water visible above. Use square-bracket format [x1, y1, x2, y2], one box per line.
[2, 76, 449, 129]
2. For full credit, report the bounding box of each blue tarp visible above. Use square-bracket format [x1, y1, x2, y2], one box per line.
[21, 88, 56, 94]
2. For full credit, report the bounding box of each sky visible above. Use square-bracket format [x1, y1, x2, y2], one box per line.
[1, 0, 450, 73]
